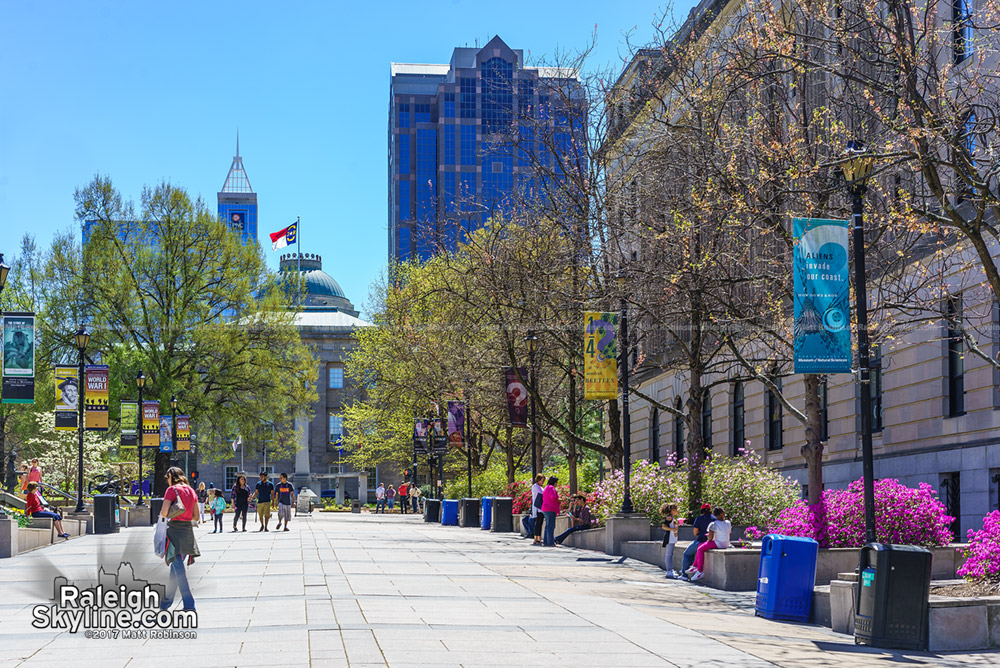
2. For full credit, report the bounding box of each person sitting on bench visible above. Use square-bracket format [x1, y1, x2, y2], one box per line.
[25, 482, 70, 538]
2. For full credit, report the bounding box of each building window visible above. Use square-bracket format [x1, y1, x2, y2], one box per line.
[225, 465, 238, 489]
[871, 344, 883, 432]
[366, 466, 378, 499]
[397, 103, 410, 128]
[398, 180, 411, 221]
[674, 397, 685, 461]
[398, 226, 411, 261]
[443, 92, 455, 118]
[732, 381, 745, 456]
[443, 172, 456, 215]
[701, 390, 712, 451]
[259, 465, 274, 477]
[460, 125, 476, 165]
[398, 135, 410, 174]
[443, 125, 456, 165]
[329, 414, 343, 444]
[415, 128, 437, 221]
[328, 367, 344, 389]
[538, 95, 550, 121]
[415, 103, 431, 123]
[940, 472, 962, 537]
[518, 79, 534, 118]
[481, 57, 513, 134]
[947, 295, 965, 417]
[818, 379, 829, 442]
[649, 409, 660, 459]
[767, 376, 783, 451]
[459, 77, 476, 118]
[953, 0, 974, 64]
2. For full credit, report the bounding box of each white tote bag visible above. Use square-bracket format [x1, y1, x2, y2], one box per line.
[153, 516, 168, 557]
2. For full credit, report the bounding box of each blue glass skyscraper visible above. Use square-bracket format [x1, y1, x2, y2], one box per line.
[389, 36, 582, 263]
[217, 136, 258, 246]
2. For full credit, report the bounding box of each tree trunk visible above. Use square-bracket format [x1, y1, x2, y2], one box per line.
[801, 373, 825, 506]
[568, 359, 579, 494]
[685, 374, 705, 518]
[153, 451, 171, 497]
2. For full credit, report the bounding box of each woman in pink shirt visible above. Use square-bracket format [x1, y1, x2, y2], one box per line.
[540, 476, 560, 547]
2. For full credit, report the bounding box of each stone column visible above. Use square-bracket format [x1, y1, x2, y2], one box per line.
[292, 415, 312, 492]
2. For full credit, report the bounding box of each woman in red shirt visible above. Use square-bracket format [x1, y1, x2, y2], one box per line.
[25, 482, 69, 538]
[540, 476, 561, 547]
[158, 467, 200, 611]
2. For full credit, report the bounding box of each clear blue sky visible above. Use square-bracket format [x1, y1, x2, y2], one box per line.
[0, 0, 694, 317]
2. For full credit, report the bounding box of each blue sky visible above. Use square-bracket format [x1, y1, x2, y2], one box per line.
[0, 0, 693, 317]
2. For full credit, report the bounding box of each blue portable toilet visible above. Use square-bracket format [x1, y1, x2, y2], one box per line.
[441, 499, 459, 526]
[755, 534, 819, 622]
[481, 497, 493, 530]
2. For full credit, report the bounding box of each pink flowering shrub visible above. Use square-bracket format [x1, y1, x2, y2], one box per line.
[957, 511, 1000, 591]
[591, 459, 687, 528]
[748, 478, 954, 548]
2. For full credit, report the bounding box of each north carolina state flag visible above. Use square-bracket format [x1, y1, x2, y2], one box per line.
[269, 222, 297, 251]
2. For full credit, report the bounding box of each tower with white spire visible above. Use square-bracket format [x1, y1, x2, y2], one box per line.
[218, 132, 258, 245]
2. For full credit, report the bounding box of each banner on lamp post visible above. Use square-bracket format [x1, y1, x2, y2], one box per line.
[430, 417, 448, 454]
[141, 401, 159, 447]
[447, 401, 465, 448]
[159, 416, 173, 453]
[792, 218, 852, 374]
[54, 365, 79, 430]
[504, 367, 528, 427]
[176, 416, 190, 451]
[413, 418, 429, 455]
[84, 365, 109, 430]
[120, 402, 138, 448]
[2, 313, 35, 403]
[584, 311, 619, 399]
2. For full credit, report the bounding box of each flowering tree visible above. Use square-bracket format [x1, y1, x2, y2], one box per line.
[591, 460, 688, 528]
[958, 511, 1000, 593]
[747, 478, 954, 548]
[27, 412, 116, 495]
[701, 451, 800, 528]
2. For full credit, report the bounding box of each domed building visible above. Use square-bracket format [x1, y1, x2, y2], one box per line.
[199, 252, 380, 502]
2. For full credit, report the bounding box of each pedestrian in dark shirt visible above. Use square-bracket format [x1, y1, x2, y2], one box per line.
[231, 475, 250, 532]
[274, 473, 295, 532]
[251, 471, 275, 532]
[681, 503, 715, 579]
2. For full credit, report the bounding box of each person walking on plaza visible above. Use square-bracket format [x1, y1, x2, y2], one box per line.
[27, 458, 43, 487]
[25, 482, 69, 538]
[680, 504, 714, 579]
[386, 485, 396, 511]
[274, 473, 295, 531]
[210, 489, 226, 533]
[398, 482, 408, 514]
[18, 462, 28, 493]
[687, 508, 732, 581]
[523, 474, 544, 544]
[196, 482, 208, 523]
[251, 471, 275, 532]
[231, 475, 250, 532]
[554, 494, 592, 545]
[660, 504, 681, 577]
[375, 482, 386, 513]
[159, 467, 200, 611]
[540, 476, 560, 547]
[409, 483, 421, 513]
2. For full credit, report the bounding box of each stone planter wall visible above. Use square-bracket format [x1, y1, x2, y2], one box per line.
[512, 513, 571, 537]
[561, 526, 607, 552]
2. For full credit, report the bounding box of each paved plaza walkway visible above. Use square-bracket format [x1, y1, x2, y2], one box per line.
[0, 512, 996, 667]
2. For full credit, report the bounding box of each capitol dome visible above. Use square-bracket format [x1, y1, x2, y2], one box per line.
[279, 253, 359, 317]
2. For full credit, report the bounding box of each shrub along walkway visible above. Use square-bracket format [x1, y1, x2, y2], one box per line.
[0, 513, 995, 667]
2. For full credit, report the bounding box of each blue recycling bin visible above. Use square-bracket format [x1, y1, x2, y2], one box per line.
[480, 497, 493, 530]
[441, 499, 459, 526]
[755, 534, 819, 622]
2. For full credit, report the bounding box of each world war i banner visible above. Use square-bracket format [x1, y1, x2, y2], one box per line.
[2, 313, 35, 403]
[792, 218, 851, 374]
[54, 365, 79, 430]
[142, 401, 160, 447]
[176, 416, 190, 451]
[84, 365, 109, 430]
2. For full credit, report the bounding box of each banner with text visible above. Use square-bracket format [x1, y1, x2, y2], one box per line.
[584, 311, 619, 399]
[430, 417, 448, 454]
[54, 365, 79, 431]
[84, 365, 109, 430]
[159, 417, 173, 453]
[413, 418, 429, 455]
[504, 367, 528, 428]
[447, 401, 465, 448]
[142, 401, 159, 447]
[176, 415, 190, 451]
[2, 313, 35, 403]
[120, 402, 138, 447]
[793, 218, 851, 374]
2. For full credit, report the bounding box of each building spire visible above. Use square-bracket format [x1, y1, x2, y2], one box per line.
[236, 128, 240, 158]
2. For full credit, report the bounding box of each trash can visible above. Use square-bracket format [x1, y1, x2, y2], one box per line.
[424, 498, 441, 523]
[491, 496, 514, 533]
[149, 497, 164, 526]
[459, 498, 480, 528]
[754, 534, 819, 622]
[93, 494, 120, 534]
[351, 499, 361, 514]
[855, 543, 932, 650]
[480, 497, 493, 530]
[441, 499, 459, 526]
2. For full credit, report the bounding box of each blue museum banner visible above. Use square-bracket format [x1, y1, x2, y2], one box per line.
[793, 218, 851, 374]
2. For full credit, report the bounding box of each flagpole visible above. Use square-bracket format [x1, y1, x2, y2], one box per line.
[296, 216, 301, 304]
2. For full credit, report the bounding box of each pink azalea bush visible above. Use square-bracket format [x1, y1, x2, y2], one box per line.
[746, 478, 954, 548]
[957, 510, 1000, 591]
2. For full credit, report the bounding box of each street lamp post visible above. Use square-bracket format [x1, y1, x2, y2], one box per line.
[843, 139, 877, 544]
[616, 271, 634, 515]
[525, 331, 539, 480]
[136, 370, 146, 506]
[75, 325, 90, 513]
[465, 378, 473, 498]
[0, 254, 13, 493]
[170, 395, 178, 472]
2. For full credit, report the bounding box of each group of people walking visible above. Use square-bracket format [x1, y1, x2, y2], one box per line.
[220, 471, 296, 532]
